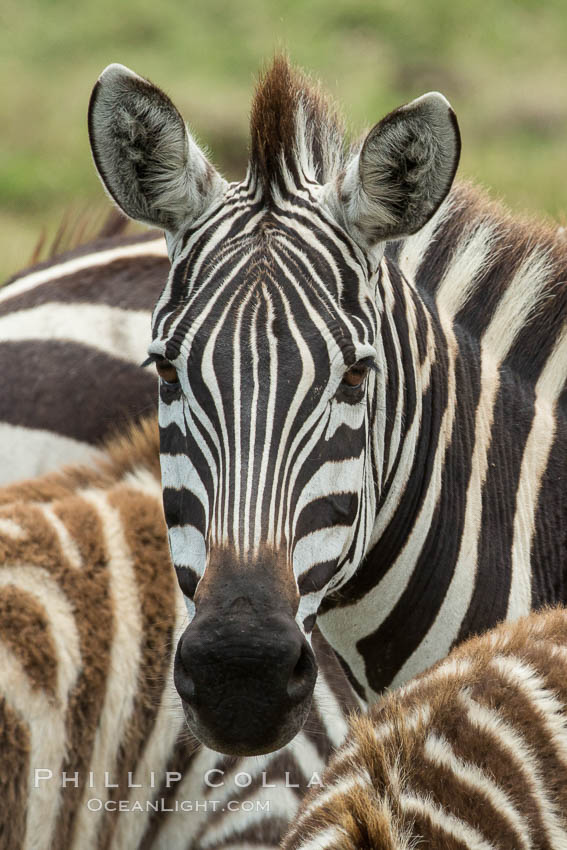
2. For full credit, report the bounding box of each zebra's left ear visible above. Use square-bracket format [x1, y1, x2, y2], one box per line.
[327, 92, 460, 250]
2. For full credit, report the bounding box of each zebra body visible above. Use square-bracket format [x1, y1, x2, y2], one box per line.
[283, 606, 567, 850]
[87, 58, 566, 753]
[0, 416, 357, 850]
[0, 223, 164, 483]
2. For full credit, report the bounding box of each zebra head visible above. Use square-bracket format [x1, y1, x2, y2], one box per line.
[88, 58, 460, 755]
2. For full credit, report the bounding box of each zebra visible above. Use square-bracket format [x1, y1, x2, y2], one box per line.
[87, 56, 567, 756]
[0, 215, 164, 484]
[0, 413, 358, 850]
[282, 605, 567, 850]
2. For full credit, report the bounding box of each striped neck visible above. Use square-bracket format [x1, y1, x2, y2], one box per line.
[317, 253, 477, 697]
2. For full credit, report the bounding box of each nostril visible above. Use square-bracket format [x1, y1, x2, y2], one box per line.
[174, 643, 196, 704]
[183, 677, 195, 701]
[287, 642, 315, 703]
[175, 670, 196, 703]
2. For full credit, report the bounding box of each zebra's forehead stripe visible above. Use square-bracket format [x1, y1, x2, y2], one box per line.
[252, 289, 279, 552]
[231, 288, 254, 551]
[200, 284, 248, 546]
[153, 207, 259, 338]
[269, 251, 360, 362]
[267, 285, 317, 545]
[242, 299, 261, 554]
[156, 195, 374, 362]
[275, 220, 374, 321]
[158, 242, 256, 352]
[271, 192, 368, 271]
[272, 231, 344, 307]
[270, 215, 346, 296]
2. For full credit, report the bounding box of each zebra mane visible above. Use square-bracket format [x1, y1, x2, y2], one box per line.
[410, 180, 567, 385]
[26, 207, 131, 270]
[249, 56, 346, 198]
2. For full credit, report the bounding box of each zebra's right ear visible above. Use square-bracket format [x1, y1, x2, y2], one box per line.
[88, 64, 226, 234]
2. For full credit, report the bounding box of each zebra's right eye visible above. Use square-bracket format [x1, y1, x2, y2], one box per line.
[155, 358, 179, 385]
[342, 364, 369, 388]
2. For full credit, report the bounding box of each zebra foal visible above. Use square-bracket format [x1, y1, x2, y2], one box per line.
[0, 415, 357, 850]
[283, 606, 567, 850]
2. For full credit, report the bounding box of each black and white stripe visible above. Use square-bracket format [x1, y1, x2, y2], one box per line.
[0, 223, 165, 483]
[87, 57, 567, 736]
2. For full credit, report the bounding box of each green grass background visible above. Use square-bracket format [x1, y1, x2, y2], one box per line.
[2, 0, 567, 280]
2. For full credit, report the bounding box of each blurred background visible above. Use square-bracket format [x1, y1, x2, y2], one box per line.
[2, 0, 567, 281]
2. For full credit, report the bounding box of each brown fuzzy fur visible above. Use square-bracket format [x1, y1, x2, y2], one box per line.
[0, 587, 58, 698]
[0, 415, 177, 847]
[284, 607, 567, 849]
[0, 700, 29, 849]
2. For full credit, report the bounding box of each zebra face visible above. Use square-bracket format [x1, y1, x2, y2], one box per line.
[89, 58, 460, 753]
[148, 200, 380, 753]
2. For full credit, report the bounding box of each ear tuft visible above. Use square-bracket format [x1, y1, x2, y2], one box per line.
[331, 91, 460, 249]
[88, 64, 225, 234]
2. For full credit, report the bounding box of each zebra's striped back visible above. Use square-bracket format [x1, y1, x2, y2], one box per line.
[0, 415, 358, 850]
[283, 606, 567, 850]
[0, 222, 165, 484]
